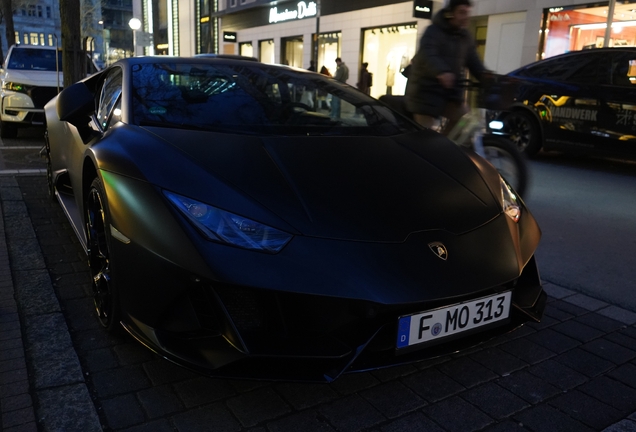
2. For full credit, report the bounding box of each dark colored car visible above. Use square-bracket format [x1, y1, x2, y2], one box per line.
[44, 56, 546, 382]
[496, 48, 636, 159]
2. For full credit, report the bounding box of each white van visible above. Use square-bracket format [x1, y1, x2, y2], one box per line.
[0, 45, 98, 138]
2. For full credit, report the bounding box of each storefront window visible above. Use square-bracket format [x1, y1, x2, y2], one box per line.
[361, 24, 417, 98]
[542, 1, 636, 59]
[240, 42, 254, 57]
[313, 32, 341, 77]
[259, 39, 275, 64]
[281, 36, 303, 68]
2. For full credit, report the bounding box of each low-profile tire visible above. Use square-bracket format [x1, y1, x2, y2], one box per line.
[504, 110, 541, 157]
[0, 120, 18, 139]
[86, 176, 121, 332]
[482, 135, 529, 198]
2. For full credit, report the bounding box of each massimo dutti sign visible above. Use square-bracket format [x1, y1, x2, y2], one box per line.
[269, 1, 318, 24]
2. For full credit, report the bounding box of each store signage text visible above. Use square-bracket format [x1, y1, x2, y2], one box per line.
[224, 31, 237, 42]
[552, 107, 597, 122]
[269, 1, 317, 24]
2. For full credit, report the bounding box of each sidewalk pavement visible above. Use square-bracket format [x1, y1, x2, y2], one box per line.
[1, 173, 636, 432]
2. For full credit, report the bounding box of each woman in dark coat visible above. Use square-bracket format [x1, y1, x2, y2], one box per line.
[405, 0, 485, 132]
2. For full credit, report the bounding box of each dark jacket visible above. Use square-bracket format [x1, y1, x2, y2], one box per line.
[405, 8, 485, 116]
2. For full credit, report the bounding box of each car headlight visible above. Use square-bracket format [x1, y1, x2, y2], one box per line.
[2, 82, 33, 94]
[164, 191, 293, 253]
[500, 177, 521, 222]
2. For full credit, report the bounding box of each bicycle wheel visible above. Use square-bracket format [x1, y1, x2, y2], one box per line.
[481, 135, 529, 198]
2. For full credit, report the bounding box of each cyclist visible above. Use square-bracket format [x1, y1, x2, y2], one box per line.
[405, 0, 486, 134]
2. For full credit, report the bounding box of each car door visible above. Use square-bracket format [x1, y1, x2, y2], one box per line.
[594, 50, 636, 158]
[524, 51, 612, 154]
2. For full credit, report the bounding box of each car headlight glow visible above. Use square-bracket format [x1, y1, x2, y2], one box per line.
[164, 191, 293, 253]
[500, 177, 521, 222]
[489, 120, 504, 130]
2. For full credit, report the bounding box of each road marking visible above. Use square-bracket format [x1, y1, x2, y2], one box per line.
[0, 169, 46, 176]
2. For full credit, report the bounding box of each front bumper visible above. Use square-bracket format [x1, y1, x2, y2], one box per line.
[1, 86, 58, 126]
[119, 253, 545, 382]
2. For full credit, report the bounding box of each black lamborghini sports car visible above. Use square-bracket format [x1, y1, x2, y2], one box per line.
[44, 56, 546, 382]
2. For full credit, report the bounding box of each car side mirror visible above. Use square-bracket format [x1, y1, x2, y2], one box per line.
[56, 81, 95, 129]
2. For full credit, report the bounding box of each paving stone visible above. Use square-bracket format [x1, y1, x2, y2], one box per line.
[2, 406, 35, 428]
[422, 396, 493, 432]
[172, 403, 242, 432]
[101, 394, 146, 429]
[579, 376, 636, 413]
[438, 357, 498, 388]
[360, 381, 426, 419]
[173, 376, 236, 408]
[267, 410, 336, 432]
[319, 394, 386, 432]
[526, 359, 587, 391]
[608, 363, 636, 390]
[497, 370, 560, 404]
[549, 390, 622, 430]
[598, 306, 636, 326]
[4, 421, 39, 432]
[542, 285, 576, 300]
[481, 420, 527, 431]
[137, 384, 184, 419]
[580, 339, 636, 364]
[36, 384, 102, 432]
[0, 366, 27, 385]
[606, 332, 636, 351]
[83, 347, 118, 372]
[563, 293, 609, 311]
[601, 419, 636, 432]
[113, 342, 155, 365]
[543, 303, 574, 322]
[0, 379, 29, 398]
[576, 313, 624, 333]
[370, 364, 418, 382]
[552, 319, 605, 342]
[142, 359, 197, 386]
[401, 367, 465, 403]
[0, 393, 32, 413]
[498, 338, 555, 365]
[118, 419, 175, 432]
[514, 404, 595, 432]
[329, 372, 380, 395]
[554, 348, 615, 377]
[226, 387, 291, 428]
[461, 382, 529, 419]
[275, 382, 338, 410]
[380, 412, 445, 432]
[526, 328, 580, 354]
[468, 347, 528, 376]
[549, 300, 589, 317]
[0, 356, 26, 375]
[90, 366, 151, 398]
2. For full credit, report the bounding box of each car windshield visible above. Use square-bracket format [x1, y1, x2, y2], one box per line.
[131, 62, 418, 136]
[7, 48, 62, 71]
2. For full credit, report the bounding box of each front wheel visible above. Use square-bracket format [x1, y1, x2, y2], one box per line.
[482, 135, 529, 198]
[86, 177, 121, 332]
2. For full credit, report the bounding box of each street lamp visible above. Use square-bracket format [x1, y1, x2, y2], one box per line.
[128, 18, 142, 56]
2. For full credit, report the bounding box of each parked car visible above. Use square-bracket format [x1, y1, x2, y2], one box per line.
[495, 48, 636, 159]
[0, 44, 98, 138]
[44, 56, 546, 381]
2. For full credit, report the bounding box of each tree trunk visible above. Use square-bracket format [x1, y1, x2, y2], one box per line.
[1, 0, 16, 50]
[59, 0, 84, 87]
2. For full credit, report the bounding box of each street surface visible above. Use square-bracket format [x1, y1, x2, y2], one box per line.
[1, 130, 636, 432]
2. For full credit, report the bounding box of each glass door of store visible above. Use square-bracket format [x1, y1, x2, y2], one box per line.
[313, 32, 341, 77]
[259, 39, 275, 64]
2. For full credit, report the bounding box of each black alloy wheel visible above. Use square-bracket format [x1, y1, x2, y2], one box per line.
[86, 177, 120, 331]
[504, 111, 541, 157]
[482, 135, 529, 198]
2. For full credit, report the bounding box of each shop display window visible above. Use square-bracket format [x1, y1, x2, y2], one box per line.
[361, 23, 417, 98]
[259, 39, 275, 64]
[542, 1, 636, 59]
[281, 36, 304, 68]
[312, 32, 341, 77]
[240, 42, 253, 58]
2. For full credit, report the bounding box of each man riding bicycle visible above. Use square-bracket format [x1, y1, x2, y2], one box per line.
[405, 0, 486, 134]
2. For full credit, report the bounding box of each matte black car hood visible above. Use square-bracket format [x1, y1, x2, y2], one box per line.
[144, 127, 500, 242]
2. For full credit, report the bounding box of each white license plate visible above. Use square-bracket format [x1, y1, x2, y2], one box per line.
[397, 291, 512, 349]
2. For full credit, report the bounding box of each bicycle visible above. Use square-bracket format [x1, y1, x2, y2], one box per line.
[379, 73, 529, 197]
[447, 74, 528, 197]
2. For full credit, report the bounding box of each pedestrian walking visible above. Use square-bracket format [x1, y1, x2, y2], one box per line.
[331, 57, 349, 117]
[357, 62, 372, 95]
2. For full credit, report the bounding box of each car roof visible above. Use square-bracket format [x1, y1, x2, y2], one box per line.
[511, 47, 636, 75]
[10, 44, 57, 50]
[194, 53, 259, 62]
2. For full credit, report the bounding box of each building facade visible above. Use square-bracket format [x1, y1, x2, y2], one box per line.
[0, 0, 62, 59]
